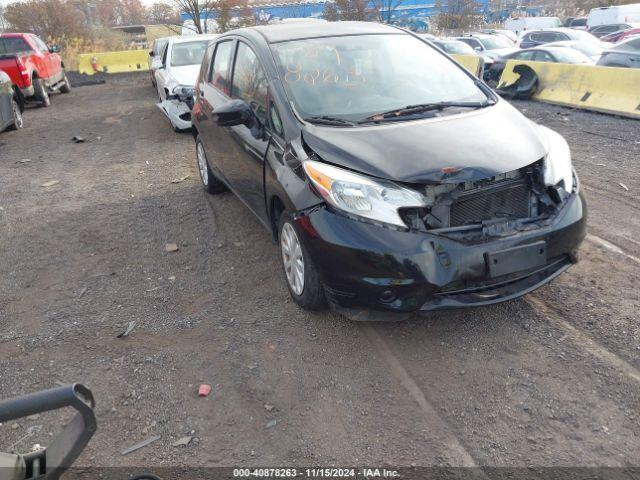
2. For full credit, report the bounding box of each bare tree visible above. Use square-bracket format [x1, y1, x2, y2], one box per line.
[167, 0, 216, 33]
[323, 0, 371, 21]
[371, 0, 404, 24]
[433, 0, 482, 30]
[4, 0, 89, 38]
[147, 2, 181, 24]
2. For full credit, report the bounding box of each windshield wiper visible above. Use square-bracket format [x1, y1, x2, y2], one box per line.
[361, 100, 496, 123]
[303, 116, 356, 127]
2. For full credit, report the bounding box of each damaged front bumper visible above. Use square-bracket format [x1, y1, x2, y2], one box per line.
[157, 98, 193, 130]
[296, 191, 586, 318]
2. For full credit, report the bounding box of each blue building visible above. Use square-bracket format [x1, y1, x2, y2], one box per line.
[180, 0, 492, 32]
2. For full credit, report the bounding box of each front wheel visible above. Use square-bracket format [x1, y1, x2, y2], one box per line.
[60, 70, 71, 93]
[7, 98, 24, 131]
[278, 214, 326, 310]
[33, 78, 50, 107]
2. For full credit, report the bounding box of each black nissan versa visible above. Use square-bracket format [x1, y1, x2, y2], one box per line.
[191, 22, 586, 317]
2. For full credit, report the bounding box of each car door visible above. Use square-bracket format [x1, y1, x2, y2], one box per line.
[199, 39, 236, 184]
[38, 35, 61, 79]
[221, 40, 271, 224]
[30, 35, 54, 80]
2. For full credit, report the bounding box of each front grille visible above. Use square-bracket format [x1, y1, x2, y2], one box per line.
[449, 182, 531, 227]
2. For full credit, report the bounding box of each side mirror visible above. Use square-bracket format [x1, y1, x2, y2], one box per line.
[149, 50, 155, 57]
[49, 44, 61, 53]
[213, 99, 253, 127]
[475, 46, 482, 51]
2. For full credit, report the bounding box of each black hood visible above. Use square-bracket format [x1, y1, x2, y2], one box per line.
[301, 101, 548, 184]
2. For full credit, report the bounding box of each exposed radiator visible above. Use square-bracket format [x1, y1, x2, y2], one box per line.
[449, 182, 531, 227]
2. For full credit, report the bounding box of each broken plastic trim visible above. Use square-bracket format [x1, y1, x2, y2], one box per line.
[496, 64, 539, 100]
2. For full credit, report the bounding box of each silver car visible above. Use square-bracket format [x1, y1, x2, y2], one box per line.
[597, 36, 640, 68]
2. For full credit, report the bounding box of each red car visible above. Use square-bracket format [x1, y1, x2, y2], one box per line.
[0, 33, 71, 107]
[601, 27, 640, 43]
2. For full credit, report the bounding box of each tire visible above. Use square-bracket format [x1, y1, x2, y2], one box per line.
[278, 212, 326, 310]
[33, 78, 50, 107]
[195, 136, 227, 194]
[59, 70, 71, 93]
[6, 98, 24, 131]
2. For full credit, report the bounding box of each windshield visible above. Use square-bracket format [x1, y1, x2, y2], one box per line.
[569, 42, 602, 56]
[479, 36, 511, 49]
[619, 37, 640, 51]
[272, 34, 488, 122]
[568, 30, 600, 43]
[0, 37, 32, 54]
[438, 41, 476, 55]
[170, 40, 210, 67]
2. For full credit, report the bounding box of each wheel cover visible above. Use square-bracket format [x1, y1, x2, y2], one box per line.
[196, 142, 209, 186]
[281, 222, 305, 296]
[12, 101, 23, 128]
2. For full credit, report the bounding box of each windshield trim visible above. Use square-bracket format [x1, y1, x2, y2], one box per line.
[268, 31, 403, 45]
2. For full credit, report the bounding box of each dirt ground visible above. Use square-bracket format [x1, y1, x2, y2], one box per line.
[1, 73, 639, 470]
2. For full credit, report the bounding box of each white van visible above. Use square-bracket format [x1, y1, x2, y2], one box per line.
[587, 3, 640, 27]
[504, 17, 562, 35]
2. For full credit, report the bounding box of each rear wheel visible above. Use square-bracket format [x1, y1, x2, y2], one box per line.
[6, 98, 23, 131]
[59, 70, 71, 93]
[278, 213, 326, 310]
[196, 137, 227, 194]
[33, 78, 50, 107]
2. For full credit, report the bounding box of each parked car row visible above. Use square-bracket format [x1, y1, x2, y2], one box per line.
[149, 34, 219, 131]
[0, 32, 71, 134]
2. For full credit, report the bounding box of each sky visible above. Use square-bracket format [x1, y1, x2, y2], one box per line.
[0, 0, 161, 6]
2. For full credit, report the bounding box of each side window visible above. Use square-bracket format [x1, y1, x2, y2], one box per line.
[625, 38, 640, 51]
[230, 42, 268, 124]
[161, 43, 168, 66]
[554, 33, 569, 41]
[539, 32, 556, 42]
[155, 40, 167, 56]
[534, 51, 554, 62]
[210, 40, 234, 95]
[458, 38, 479, 49]
[514, 50, 536, 61]
[200, 43, 215, 82]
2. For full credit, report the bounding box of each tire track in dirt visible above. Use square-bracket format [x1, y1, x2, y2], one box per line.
[586, 234, 640, 266]
[360, 324, 479, 468]
[525, 295, 640, 385]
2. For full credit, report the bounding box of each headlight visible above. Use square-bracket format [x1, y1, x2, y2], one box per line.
[540, 126, 573, 192]
[172, 85, 195, 98]
[303, 160, 425, 228]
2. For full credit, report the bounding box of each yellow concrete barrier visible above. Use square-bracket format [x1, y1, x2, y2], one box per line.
[452, 54, 484, 78]
[78, 50, 150, 75]
[498, 60, 640, 119]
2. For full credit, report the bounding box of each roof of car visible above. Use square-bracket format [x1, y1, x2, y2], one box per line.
[456, 33, 494, 39]
[171, 34, 220, 44]
[247, 21, 400, 43]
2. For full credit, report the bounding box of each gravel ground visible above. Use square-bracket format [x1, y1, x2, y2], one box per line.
[0, 74, 639, 470]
